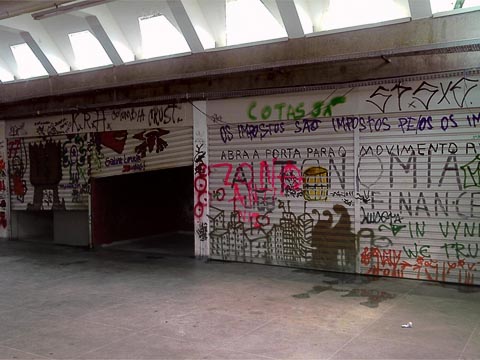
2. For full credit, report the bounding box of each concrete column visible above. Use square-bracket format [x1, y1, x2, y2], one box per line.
[193, 101, 209, 258]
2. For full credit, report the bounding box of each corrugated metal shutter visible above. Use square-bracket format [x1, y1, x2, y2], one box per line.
[7, 101, 194, 211]
[6, 104, 192, 139]
[8, 134, 89, 211]
[208, 120, 356, 272]
[358, 109, 480, 285]
[90, 127, 193, 178]
[206, 77, 480, 285]
[8, 127, 193, 210]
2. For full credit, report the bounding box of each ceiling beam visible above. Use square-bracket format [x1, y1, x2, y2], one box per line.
[275, 0, 304, 38]
[19, 31, 58, 76]
[408, 0, 432, 19]
[85, 15, 123, 65]
[0, 1, 74, 21]
[166, 0, 204, 53]
[31, 0, 117, 20]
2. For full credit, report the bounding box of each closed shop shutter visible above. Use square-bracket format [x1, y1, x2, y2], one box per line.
[7, 103, 194, 209]
[206, 74, 480, 285]
[208, 120, 356, 272]
[357, 108, 480, 284]
[8, 134, 90, 211]
[90, 126, 193, 178]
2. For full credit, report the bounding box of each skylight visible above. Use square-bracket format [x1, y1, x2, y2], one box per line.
[430, 0, 480, 12]
[319, 0, 409, 31]
[139, 14, 191, 59]
[195, 26, 216, 50]
[226, 0, 287, 46]
[112, 41, 135, 63]
[0, 67, 14, 82]
[68, 30, 112, 70]
[10, 43, 48, 79]
[294, 1, 314, 34]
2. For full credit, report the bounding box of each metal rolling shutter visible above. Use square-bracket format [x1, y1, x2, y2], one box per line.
[8, 127, 193, 210]
[7, 103, 194, 211]
[90, 126, 193, 178]
[208, 119, 356, 272]
[358, 109, 480, 285]
[8, 134, 89, 211]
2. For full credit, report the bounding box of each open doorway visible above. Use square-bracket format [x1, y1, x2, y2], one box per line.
[91, 166, 194, 256]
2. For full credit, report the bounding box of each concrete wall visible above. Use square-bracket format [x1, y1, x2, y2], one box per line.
[10, 210, 53, 241]
[53, 210, 89, 247]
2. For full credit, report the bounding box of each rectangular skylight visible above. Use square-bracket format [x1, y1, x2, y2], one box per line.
[294, 0, 314, 34]
[10, 43, 48, 79]
[139, 14, 191, 59]
[69, 30, 112, 70]
[319, 0, 409, 31]
[0, 67, 14, 82]
[430, 0, 480, 12]
[226, 0, 287, 46]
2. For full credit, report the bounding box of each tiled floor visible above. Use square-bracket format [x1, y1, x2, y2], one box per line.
[0, 239, 479, 359]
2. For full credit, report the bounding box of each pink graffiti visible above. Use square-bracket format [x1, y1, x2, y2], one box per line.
[209, 159, 303, 226]
[194, 143, 208, 219]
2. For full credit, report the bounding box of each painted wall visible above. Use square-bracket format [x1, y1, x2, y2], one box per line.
[206, 74, 480, 285]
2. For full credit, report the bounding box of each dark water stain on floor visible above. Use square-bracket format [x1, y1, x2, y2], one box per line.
[342, 288, 396, 308]
[292, 285, 348, 299]
[58, 260, 88, 266]
[293, 284, 395, 308]
[323, 273, 378, 286]
[293, 293, 311, 299]
[292, 269, 378, 286]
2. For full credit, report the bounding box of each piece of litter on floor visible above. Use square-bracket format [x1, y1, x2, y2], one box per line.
[401, 321, 413, 328]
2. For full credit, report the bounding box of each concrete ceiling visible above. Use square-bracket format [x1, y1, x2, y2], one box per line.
[0, 1, 75, 19]
[0, 0, 425, 82]
[1, 0, 480, 120]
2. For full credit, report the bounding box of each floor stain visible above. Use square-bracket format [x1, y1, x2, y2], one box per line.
[293, 285, 396, 308]
[58, 260, 88, 266]
[292, 285, 348, 299]
[323, 273, 377, 285]
[342, 288, 396, 308]
[292, 293, 311, 299]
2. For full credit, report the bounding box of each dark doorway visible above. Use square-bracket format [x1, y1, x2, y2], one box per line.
[91, 166, 194, 256]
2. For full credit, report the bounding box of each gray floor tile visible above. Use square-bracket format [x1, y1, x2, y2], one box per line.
[0, 345, 51, 360]
[141, 309, 271, 347]
[224, 319, 354, 359]
[79, 299, 199, 331]
[201, 348, 275, 359]
[0, 319, 134, 359]
[331, 335, 461, 359]
[20, 292, 125, 319]
[460, 323, 480, 360]
[0, 309, 70, 343]
[359, 295, 479, 354]
[79, 333, 214, 359]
